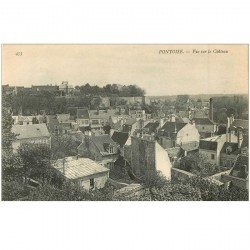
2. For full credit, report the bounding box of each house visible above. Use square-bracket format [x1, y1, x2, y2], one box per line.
[143, 121, 160, 135]
[12, 115, 34, 125]
[76, 109, 90, 128]
[46, 115, 59, 134]
[180, 141, 199, 156]
[230, 119, 248, 135]
[220, 142, 241, 168]
[158, 122, 200, 149]
[111, 131, 131, 159]
[58, 81, 74, 96]
[199, 134, 238, 165]
[221, 154, 249, 190]
[53, 156, 109, 191]
[122, 118, 139, 135]
[57, 114, 70, 123]
[77, 134, 119, 169]
[31, 85, 59, 93]
[130, 136, 172, 179]
[193, 118, 217, 138]
[12, 124, 51, 152]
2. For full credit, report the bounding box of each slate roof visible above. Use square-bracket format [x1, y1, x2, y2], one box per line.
[199, 140, 217, 151]
[193, 118, 215, 125]
[160, 122, 187, 135]
[12, 124, 50, 140]
[90, 135, 119, 155]
[77, 109, 90, 119]
[112, 131, 130, 147]
[143, 122, 160, 134]
[53, 157, 109, 180]
[231, 119, 248, 130]
[230, 155, 248, 179]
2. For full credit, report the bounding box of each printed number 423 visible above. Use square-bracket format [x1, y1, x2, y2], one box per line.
[16, 52, 22, 56]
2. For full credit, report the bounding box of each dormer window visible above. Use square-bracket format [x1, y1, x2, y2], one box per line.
[103, 143, 114, 154]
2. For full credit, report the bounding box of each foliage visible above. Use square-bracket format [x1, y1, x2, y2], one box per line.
[175, 95, 190, 112]
[2, 180, 30, 201]
[17, 143, 52, 183]
[182, 177, 248, 201]
[51, 134, 80, 159]
[178, 152, 224, 177]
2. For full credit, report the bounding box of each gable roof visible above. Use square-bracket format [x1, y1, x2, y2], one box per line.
[143, 122, 160, 133]
[53, 157, 109, 180]
[77, 109, 89, 119]
[90, 135, 119, 155]
[160, 122, 187, 134]
[12, 124, 50, 140]
[193, 118, 215, 125]
[111, 131, 129, 147]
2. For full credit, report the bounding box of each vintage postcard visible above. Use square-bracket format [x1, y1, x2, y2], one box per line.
[1, 44, 248, 201]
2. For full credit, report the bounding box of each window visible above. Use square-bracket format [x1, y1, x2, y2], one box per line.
[90, 178, 94, 189]
[108, 146, 114, 154]
[211, 154, 215, 160]
[202, 126, 205, 130]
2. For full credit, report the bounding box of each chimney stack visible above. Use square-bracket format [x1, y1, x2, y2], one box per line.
[209, 98, 213, 121]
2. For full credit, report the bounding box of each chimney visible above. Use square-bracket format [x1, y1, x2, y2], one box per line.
[226, 117, 230, 142]
[171, 114, 176, 122]
[237, 127, 243, 148]
[209, 98, 213, 121]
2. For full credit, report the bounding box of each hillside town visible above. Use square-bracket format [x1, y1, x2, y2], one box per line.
[2, 82, 249, 201]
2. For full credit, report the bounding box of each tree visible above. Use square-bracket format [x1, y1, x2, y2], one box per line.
[17, 143, 52, 184]
[51, 134, 80, 159]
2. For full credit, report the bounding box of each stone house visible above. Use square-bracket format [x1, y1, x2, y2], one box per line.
[12, 124, 51, 152]
[130, 136, 172, 179]
[77, 134, 119, 169]
[53, 156, 109, 191]
[158, 122, 200, 149]
[193, 118, 217, 138]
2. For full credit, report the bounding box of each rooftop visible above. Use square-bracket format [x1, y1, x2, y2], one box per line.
[12, 124, 50, 140]
[77, 109, 90, 119]
[53, 157, 109, 180]
[111, 131, 130, 147]
[193, 117, 215, 125]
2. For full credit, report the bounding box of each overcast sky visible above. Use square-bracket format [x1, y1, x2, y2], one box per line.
[2, 44, 248, 96]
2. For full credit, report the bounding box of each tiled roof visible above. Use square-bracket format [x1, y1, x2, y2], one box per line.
[231, 119, 248, 130]
[12, 124, 50, 140]
[193, 118, 215, 125]
[221, 142, 241, 155]
[77, 109, 90, 119]
[53, 157, 109, 180]
[90, 135, 119, 155]
[112, 131, 129, 147]
[230, 155, 248, 179]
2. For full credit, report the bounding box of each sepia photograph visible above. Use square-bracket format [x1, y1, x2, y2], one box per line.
[1, 44, 249, 201]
